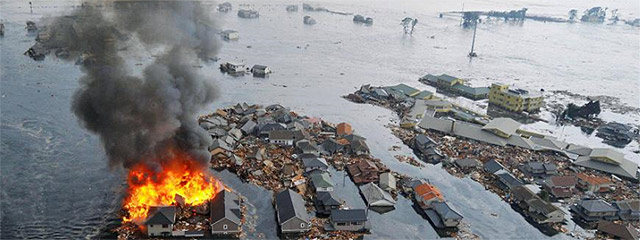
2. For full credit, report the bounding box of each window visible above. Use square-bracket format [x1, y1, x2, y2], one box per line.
[337, 222, 346, 226]
[149, 224, 153, 228]
[162, 224, 168, 228]
[223, 224, 228, 230]
[351, 222, 360, 225]
[300, 223, 305, 228]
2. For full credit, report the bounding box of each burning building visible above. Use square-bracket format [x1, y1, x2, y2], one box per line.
[29, 1, 224, 236]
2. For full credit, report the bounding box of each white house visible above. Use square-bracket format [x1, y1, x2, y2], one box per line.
[221, 30, 239, 40]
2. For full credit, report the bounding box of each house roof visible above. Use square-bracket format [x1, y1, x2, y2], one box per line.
[269, 130, 295, 140]
[320, 139, 344, 153]
[317, 191, 341, 206]
[566, 144, 593, 156]
[420, 74, 439, 83]
[240, 120, 257, 134]
[545, 176, 577, 187]
[252, 65, 268, 70]
[414, 183, 444, 202]
[297, 140, 319, 152]
[482, 118, 521, 137]
[343, 134, 366, 143]
[452, 84, 489, 96]
[598, 221, 639, 240]
[424, 100, 452, 108]
[527, 198, 561, 215]
[413, 90, 434, 99]
[484, 159, 504, 174]
[437, 74, 459, 83]
[383, 84, 420, 96]
[275, 189, 310, 224]
[210, 190, 242, 225]
[496, 171, 523, 188]
[359, 183, 395, 207]
[210, 138, 232, 152]
[576, 173, 612, 185]
[303, 157, 328, 169]
[579, 199, 617, 213]
[455, 158, 480, 168]
[432, 201, 463, 220]
[574, 156, 638, 180]
[145, 206, 176, 225]
[310, 171, 334, 188]
[336, 122, 352, 135]
[415, 134, 437, 146]
[350, 140, 370, 153]
[511, 186, 537, 201]
[589, 148, 625, 164]
[330, 209, 367, 222]
[614, 199, 640, 212]
[379, 172, 396, 188]
[526, 161, 544, 171]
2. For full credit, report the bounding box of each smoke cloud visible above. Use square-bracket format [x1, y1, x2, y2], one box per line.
[44, 1, 219, 168]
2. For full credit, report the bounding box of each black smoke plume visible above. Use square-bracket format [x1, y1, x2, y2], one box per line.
[42, 1, 219, 168]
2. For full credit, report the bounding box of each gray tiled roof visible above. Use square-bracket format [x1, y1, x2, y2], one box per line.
[579, 199, 617, 213]
[275, 189, 310, 224]
[210, 191, 241, 225]
[574, 156, 638, 179]
[330, 209, 367, 222]
[484, 159, 504, 174]
[303, 157, 328, 169]
[482, 118, 521, 137]
[432, 201, 463, 220]
[145, 206, 176, 225]
[317, 191, 341, 206]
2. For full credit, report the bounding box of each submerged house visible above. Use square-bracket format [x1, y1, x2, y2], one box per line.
[379, 172, 396, 192]
[251, 65, 271, 77]
[511, 186, 565, 224]
[347, 160, 379, 184]
[314, 191, 342, 215]
[145, 206, 177, 237]
[424, 201, 463, 228]
[221, 30, 239, 40]
[328, 209, 369, 232]
[310, 171, 334, 192]
[597, 221, 639, 240]
[413, 183, 444, 209]
[359, 182, 395, 207]
[542, 175, 577, 199]
[613, 199, 640, 221]
[576, 173, 614, 193]
[571, 199, 619, 227]
[210, 191, 242, 235]
[237, 9, 259, 18]
[275, 189, 311, 233]
[302, 157, 329, 173]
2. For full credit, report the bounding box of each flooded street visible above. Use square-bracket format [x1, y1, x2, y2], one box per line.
[1, 0, 638, 239]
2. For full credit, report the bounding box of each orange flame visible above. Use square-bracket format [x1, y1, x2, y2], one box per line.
[122, 150, 220, 223]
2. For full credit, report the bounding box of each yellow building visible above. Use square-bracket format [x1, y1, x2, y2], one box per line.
[488, 83, 544, 112]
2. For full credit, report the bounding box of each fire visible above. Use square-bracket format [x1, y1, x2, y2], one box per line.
[122, 150, 220, 223]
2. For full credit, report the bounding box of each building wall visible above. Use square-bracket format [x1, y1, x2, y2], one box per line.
[543, 211, 565, 223]
[147, 223, 173, 237]
[212, 219, 240, 234]
[281, 217, 310, 233]
[332, 221, 366, 232]
[489, 84, 543, 112]
[270, 139, 293, 146]
[443, 218, 461, 227]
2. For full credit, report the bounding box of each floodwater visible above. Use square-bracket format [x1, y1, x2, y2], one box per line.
[1, 0, 639, 239]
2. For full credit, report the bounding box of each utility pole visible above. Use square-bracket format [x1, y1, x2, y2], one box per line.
[459, 3, 465, 26]
[469, 20, 478, 58]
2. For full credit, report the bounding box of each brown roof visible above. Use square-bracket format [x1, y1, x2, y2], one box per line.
[548, 176, 578, 187]
[577, 173, 612, 186]
[415, 183, 444, 202]
[597, 221, 639, 240]
[336, 122, 353, 136]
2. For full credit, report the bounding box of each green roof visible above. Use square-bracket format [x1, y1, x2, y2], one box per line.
[310, 172, 334, 188]
[452, 84, 489, 96]
[421, 74, 439, 83]
[438, 74, 460, 83]
[384, 84, 420, 96]
[413, 90, 434, 99]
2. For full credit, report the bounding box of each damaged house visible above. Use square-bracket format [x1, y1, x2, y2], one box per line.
[210, 191, 242, 235]
[145, 206, 177, 237]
